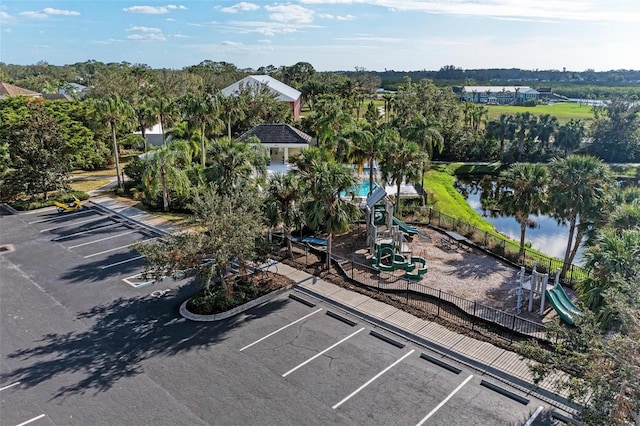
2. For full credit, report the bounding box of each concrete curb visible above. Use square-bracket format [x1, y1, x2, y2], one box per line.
[294, 284, 579, 417]
[179, 284, 295, 322]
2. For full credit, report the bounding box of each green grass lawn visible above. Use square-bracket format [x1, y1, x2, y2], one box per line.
[422, 166, 495, 233]
[69, 180, 111, 193]
[486, 102, 595, 124]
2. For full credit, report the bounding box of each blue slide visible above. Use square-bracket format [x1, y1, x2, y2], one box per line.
[545, 285, 582, 325]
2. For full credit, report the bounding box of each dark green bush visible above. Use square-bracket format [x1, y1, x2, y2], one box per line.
[11, 191, 89, 211]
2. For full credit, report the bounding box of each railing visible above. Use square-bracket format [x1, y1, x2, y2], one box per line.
[275, 240, 550, 344]
[419, 207, 589, 286]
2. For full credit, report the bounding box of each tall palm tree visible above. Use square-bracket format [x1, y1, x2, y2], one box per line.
[486, 114, 515, 157]
[576, 227, 640, 327]
[315, 96, 354, 152]
[150, 95, 177, 146]
[264, 172, 304, 258]
[556, 119, 585, 156]
[205, 137, 265, 194]
[300, 159, 360, 269]
[549, 155, 613, 277]
[181, 92, 224, 166]
[536, 114, 559, 153]
[380, 138, 426, 213]
[142, 143, 191, 212]
[343, 124, 373, 175]
[403, 113, 443, 204]
[221, 95, 246, 139]
[131, 97, 156, 153]
[96, 94, 133, 189]
[499, 164, 549, 260]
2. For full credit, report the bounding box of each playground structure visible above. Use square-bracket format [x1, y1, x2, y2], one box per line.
[516, 263, 582, 325]
[365, 188, 427, 280]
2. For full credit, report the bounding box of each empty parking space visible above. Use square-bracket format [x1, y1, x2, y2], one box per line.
[17, 206, 165, 288]
[237, 299, 551, 425]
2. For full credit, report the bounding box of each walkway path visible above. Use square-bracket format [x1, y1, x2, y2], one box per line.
[89, 196, 577, 416]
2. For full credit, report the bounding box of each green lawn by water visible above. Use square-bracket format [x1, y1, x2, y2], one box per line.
[486, 102, 595, 124]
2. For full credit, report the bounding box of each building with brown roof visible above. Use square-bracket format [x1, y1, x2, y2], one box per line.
[0, 82, 42, 99]
[237, 123, 312, 165]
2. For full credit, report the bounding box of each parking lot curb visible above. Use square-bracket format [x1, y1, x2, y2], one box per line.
[293, 284, 580, 418]
[179, 284, 295, 322]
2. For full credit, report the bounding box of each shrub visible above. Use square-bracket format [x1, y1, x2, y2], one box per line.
[11, 191, 89, 211]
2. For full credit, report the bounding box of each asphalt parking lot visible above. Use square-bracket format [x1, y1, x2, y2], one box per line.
[1, 205, 558, 425]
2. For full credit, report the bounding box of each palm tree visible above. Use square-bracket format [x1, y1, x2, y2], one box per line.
[380, 138, 426, 213]
[221, 95, 246, 139]
[131, 97, 156, 153]
[343, 124, 373, 175]
[264, 172, 304, 258]
[96, 94, 133, 189]
[205, 137, 266, 194]
[556, 119, 585, 156]
[150, 95, 177, 146]
[536, 114, 559, 154]
[403, 113, 443, 204]
[299, 159, 360, 269]
[549, 155, 613, 277]
[486, 114, 515, 157]
[315, 95, 354, 152]
[142, 142, 191, 212]
[499, 164, 549, 260]
[576, 227, 640, 327]
[181, 92, 224, 166]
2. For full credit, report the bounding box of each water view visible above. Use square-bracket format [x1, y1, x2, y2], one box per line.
[455, 177, 585, 265]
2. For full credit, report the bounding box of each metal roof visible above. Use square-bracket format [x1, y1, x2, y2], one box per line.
[221, 75, 301, 102]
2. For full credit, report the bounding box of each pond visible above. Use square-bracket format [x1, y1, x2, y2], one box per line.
[455, 176, 585, 265]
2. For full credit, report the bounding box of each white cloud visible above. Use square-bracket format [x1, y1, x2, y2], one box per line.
[123, 5, 187, 14]
[0, 11, 17, 24]
[42, 8, 80, 16]
[336, 14, 355, 21]
[220, 2, 260, 13]
[19, 7, 80, 19]
[127, 33, 166, 41]
[128, 26, 162, 33]
[336, 35, 402, 43]
[19, 11, 50, 19]
[228, 20, 316, 36]
[264, 5, 314, 24]
[166, 17, 176, 22]
[300, 0, 640, 23]
[172, 33, 189, 38]
[127, 25, 166, 41]
[221, 41, 243, 47]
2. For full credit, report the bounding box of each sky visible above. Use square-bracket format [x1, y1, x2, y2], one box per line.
[1, 0, 639, 72]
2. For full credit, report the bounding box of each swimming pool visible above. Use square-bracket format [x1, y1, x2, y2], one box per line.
[341, 181, 379, 198]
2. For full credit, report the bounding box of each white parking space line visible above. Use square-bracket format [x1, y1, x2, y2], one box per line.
[333, 349, 415, 409]
[28, 209, 91, 223]
[15, 414, 46, 426]
[100, 255, 146, 270]
[239, 308, 324, 352]
[123, 273, 155, 288]
[40, 216, 105, 232]
[415, 375, 474, 426]
[282, 327, 366, 377]
[83, 237, 157, 258]
[52, 223, 121, 241]
[524, 406, 545, 426]
[0, 381, 20, 391]
[22, 207, 56, 214]
[67, 230, 137, 249]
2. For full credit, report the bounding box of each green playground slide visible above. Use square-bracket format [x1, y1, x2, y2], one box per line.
[392, 216, 419, 236]
[545, 285, 581, 325]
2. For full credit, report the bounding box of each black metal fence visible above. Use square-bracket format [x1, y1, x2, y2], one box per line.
[277, 240, 549, 343]
[418, 207, 589, 286]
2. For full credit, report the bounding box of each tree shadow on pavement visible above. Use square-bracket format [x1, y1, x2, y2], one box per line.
[0, 283, 290, 399]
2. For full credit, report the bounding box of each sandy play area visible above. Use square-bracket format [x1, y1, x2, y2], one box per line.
[331, 224, 555, 324]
